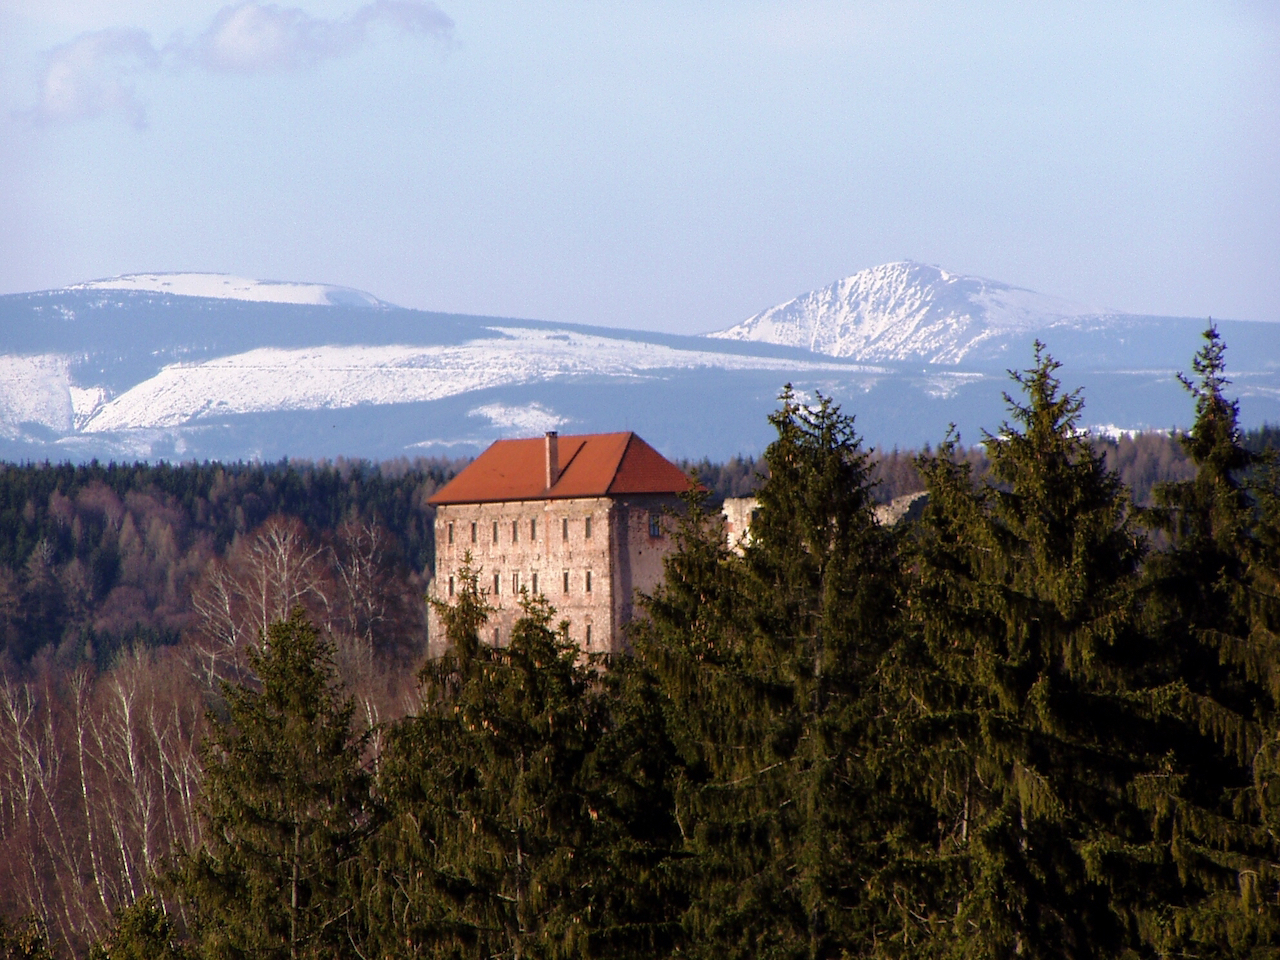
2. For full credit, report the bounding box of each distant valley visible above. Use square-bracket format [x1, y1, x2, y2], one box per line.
[1, 265, 1276, 462]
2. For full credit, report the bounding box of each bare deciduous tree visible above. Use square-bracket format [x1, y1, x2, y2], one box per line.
[0, 651, 207, 956]
[189, 516, 333, 688]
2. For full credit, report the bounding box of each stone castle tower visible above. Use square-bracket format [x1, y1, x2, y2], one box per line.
[427, 431, 695, 655]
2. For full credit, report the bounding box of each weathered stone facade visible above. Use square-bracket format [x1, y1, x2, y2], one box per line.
[426, 431, 693, 656]
[430, 493, 679, 655]
[721, 496, 759, 554]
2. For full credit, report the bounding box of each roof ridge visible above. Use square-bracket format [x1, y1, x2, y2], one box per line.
[604, 432, 637, 493]
[427, 430, 688, 505]
[550, 437, 587, 492]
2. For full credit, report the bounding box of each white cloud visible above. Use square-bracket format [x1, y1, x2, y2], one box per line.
[194, 1, 452, 73]
[24, 28, 160, 127]
[21, 0, 453, 125]
[196, 5, 319, 72]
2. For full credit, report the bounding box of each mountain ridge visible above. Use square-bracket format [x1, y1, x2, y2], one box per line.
[68, 272, 389, 309]
[2, 267, 1278, 462]
[709, 261, 1140, 363]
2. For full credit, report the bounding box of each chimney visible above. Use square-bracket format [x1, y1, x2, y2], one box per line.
[544, 431, 560, 489]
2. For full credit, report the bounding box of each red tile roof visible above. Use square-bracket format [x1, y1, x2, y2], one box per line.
[428, 432, 696, 505]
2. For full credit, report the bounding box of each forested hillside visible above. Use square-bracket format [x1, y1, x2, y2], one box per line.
[8, 329, 1280, 958]
[696, 423, 1212, 506]
[0, 457, 467, 670]
[0, 457, 473, 954]
[0, 433, 1213, 677]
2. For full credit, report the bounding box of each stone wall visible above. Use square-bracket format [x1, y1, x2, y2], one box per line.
[429, 494, 682, 656]
[872, 490, 929, 527]
[608, 493, 681, 639]
[721, 496, 759, 554]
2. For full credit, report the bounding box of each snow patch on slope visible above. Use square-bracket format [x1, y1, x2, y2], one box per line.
[69, 385, 111, 430]
[81, 327, 866, 433]
[69, 273, 385, 308]
[710, 261, 1119, 364]
[470, 403, 567, 435]
[0, 354, 74, 435]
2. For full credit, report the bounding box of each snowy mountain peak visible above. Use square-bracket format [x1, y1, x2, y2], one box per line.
[709, 261, 1120, 364]
[2, 266, 1278, 461]
[67, 273, 387, 308]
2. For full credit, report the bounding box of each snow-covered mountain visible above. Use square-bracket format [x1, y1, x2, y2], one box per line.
[1, 268, 1277, 463]
[78, 330, 857, 434]
[0, 275, 880, 461]
[69, 272, 387, 308]
[710, 261, 1123, 363]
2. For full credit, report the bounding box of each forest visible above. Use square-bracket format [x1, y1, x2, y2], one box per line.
[6, 328, 1280, 958]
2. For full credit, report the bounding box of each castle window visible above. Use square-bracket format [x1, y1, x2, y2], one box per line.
[563, 571, 569, 593]
[493, 572, 500, 595]
[447, 522, 454, 545]
[562, 517, 569, 541]
[493, 627, 500, 644]
[448, 576, 454, 597]
[492, 521, 499, 544]
[648, 514, 661, 538]
[531, 518, 537, 540]
[585, 624, 592, 647]
[513, 572, 520, 592]
[532, 572, 539, 594]
[512, 520, 519, 543]
[471, 522, 477, 543]
[585, 570, 592, 593]
[585, 516, 592, 539]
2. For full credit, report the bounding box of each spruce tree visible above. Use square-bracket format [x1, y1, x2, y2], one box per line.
[180, 609, 374, 960]
[1136, 326, 1280, 954]
[366, 558, 683, 958]
[1147, 325, 1256, 642]
[887, 345, 1158, 958]
[88, 897, 187, 960]
[746, 387, 901, 957]
[635, 389, 900, 959]
[0, 916, 52, 960]
[629, 487, 758, 958]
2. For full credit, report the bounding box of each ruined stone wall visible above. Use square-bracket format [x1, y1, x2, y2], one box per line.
[721, 496, 759, 554]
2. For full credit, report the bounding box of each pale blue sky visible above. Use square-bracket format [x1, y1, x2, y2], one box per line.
[1, 1, 1276, 333]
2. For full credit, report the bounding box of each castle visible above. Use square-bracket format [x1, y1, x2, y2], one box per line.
[427, 431, 695, 654]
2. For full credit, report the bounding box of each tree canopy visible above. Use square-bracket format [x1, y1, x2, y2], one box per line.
[20, 328, 1280, 959]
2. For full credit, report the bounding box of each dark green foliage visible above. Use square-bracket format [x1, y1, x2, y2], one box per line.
[0, 457, 462, 571]
[750, 386, 898, 692]
[739, 388, 901, 955]
[0, 917, 52, 960]
[630, 490, 758, 957]
[1148, 325, 1256, 637]
[677, 456, 766, 502]
[636, 387, 900, 959]
[88, 897, 185, 960]
[365, 562, 684, 959]
[1136, 327, 1280, 955]
[884, 345, 1163, 958]
[178, 610, 373, 960]
[1244, 424, 1280, 457]
[20, 337, 1280, 960]
[874, 432, 1199, 511]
